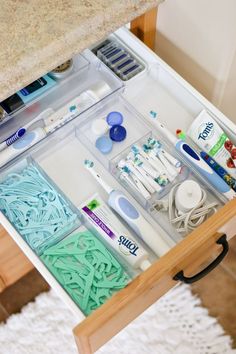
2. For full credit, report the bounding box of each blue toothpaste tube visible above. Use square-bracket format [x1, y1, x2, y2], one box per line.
[0, 75, 56, 114]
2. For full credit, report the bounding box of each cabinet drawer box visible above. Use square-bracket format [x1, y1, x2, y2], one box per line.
[1, 27, 236, 353]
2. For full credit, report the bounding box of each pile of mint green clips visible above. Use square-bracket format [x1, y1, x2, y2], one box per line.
[0, 162, 130, 315]
[41, 230, 130, 315]
[0, 163, 79, 255]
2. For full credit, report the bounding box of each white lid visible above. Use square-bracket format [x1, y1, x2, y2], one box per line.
[175, 180, 202, 213]
[91, 118, 109, 136]
[140, 259, 152, 271]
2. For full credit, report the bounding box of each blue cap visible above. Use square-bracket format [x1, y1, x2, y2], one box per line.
[106, 111, 123, 126]
[109, 125, 127, 142]
[95, 136, 113, 154]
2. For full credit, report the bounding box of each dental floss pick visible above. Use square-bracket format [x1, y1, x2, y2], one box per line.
[84, 160, 170, 256]
[149, 118, 236, 200]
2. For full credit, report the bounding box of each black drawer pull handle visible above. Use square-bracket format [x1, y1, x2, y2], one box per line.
[173, 234, 228, 284]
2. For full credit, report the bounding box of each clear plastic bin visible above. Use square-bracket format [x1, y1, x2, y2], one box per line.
[0, 50, 123, 142]
[76, 93, 224, 241]
[0, 158, 81, 255]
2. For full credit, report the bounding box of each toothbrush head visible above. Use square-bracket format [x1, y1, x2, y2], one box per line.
[142, 144, 151, 153]
[126, 152, 133, 160]
[131, 145, 139, 155]
[84, 159, 94, 169]
[133, 156, 142, 166]
[117, 159, 126, 169]
[147, 138, 162, 150]
[122, 165, 131, 174]
[147, 137, 156, 148]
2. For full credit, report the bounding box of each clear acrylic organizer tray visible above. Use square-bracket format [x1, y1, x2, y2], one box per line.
[76, 93, 225, 241]
[0, 50, 123, 142]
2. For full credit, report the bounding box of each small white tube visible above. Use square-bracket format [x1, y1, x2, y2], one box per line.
[80, 193, 152, 271]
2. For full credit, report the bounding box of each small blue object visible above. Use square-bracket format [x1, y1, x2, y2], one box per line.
[95, 136, 113, 154]
[150, 110, 157, 118]
[69, 105, 76, 112]
[109, 125, 127, 142]
[106, 111, 123, 126]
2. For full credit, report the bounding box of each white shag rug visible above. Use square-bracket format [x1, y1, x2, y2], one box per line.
[0, 284, 235, 354]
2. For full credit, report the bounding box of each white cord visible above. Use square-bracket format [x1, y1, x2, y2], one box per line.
[167, 183, 218, 234]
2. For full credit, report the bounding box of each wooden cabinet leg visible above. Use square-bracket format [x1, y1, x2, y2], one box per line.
[130, 7, 158, 50]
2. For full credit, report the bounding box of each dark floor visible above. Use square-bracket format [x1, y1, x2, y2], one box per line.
[0, 268, 49, 322]
[192, 237, 236, 348]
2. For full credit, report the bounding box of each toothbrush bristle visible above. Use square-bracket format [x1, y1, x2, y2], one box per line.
[84, 159, 94, 168]
[147, 138, 156, 147]
[143, 144, 150, 152]
[123, 166, 130, 173]
[131, 145, 139, 154]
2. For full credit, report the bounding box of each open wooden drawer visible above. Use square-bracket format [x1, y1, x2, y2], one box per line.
[0, 27, 236, 354]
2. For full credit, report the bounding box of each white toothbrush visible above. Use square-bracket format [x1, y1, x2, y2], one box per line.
[84, 159, 170, 256]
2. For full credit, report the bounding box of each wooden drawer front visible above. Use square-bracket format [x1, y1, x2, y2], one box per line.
[73, 198, 236, 353]
[0, 226, 33, 292]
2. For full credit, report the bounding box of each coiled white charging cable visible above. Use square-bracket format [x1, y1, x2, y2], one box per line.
[155, 180, 218, 234]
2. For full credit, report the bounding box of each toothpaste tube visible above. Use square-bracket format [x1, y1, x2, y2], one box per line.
[187, 110, 236, 178]
[80, 193, 152, 271]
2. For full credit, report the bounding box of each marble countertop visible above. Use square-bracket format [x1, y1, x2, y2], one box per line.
[0, 0, 161, 102]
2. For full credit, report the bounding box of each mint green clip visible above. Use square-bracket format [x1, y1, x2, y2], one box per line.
[41, 230, 130, 315]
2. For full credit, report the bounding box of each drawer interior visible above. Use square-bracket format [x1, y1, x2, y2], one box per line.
[0, 87, 227, 317]
[1, 28, 236, 331]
